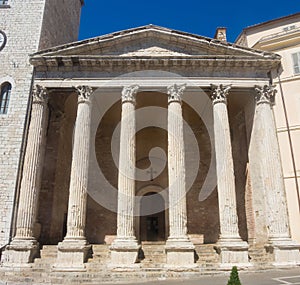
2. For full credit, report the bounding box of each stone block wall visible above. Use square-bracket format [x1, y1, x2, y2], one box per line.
[0, 0, 46, 248]
[0, 0, 82, 249]
[39, 0, 82, 50]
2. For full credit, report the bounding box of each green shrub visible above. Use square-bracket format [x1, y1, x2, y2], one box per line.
[227, 266, 242, 285]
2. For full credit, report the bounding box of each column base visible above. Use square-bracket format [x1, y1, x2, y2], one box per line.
[54, 238, 91, 271]
[215, 238, 250, 269]
[109, 237, 141, 267]
[266, 238, 300, 266]
[165, 237, 195, 268]
[2, 238, 39, 266]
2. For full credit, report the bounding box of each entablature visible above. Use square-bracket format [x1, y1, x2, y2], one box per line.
[30, 55, 280, 73]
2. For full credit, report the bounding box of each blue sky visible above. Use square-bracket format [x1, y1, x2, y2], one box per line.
[79, 1, 299, 43]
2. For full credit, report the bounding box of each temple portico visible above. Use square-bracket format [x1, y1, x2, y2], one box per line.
[2, 25, 300, 270]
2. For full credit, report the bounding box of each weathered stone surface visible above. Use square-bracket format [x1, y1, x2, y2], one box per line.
[211, 84, 249, 267]
[4, 86, 49, 265]
[110, 85, 140, 267]
[165, 84, 195, 267]
[56, 86, 93, 270]
[253, 85, 300, 266]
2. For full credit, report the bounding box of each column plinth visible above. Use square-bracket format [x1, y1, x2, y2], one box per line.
[165, 84, 195, 268]
[254, 85, 300, 266]
[3, 85, 49, 266]
[55, 86, 93, 271]
[211, 84, 249, 268]
[110, 85, 140, 268]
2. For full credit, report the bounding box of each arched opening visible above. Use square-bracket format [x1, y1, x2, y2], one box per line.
[139, 191, 166, 242]
[0, 82, 12, 114]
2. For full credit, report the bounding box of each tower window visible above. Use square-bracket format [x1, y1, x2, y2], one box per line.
[0, 0, 8, 5]
[292, 52, 300, 74]
[0, 82, 12, 114]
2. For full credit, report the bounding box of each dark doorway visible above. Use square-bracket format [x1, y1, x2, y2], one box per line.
[140, 192, 165, 241]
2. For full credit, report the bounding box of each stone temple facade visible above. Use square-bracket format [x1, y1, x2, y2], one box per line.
[0, 1, 300, 282]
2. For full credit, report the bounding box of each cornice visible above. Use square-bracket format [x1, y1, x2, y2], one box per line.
[30, 55, 280, 72]
[253, 28, 300, 51]
[31, 25, 280, 60]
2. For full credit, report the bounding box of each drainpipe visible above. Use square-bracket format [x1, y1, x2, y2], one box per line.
[276, 68, 300, 215]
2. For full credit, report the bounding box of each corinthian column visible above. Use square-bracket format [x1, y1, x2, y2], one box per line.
[254, 85, 300, 266]
[211, 84, 249, 268]
[56, 86, 93, 270]
[110, 85, 140, 267]
[5, 85, 49, 265]
[165, 84, 194, 267]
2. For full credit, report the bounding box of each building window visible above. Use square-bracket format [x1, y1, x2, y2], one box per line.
[0, 0, 8, 5]
[0, 82, 11, 114]
[292, 52, 300, 74]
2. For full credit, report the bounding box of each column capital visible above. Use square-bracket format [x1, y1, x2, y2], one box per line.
[32, 85, 48, 105]
[254, 84, 276, 105]
[121, 85, 139, 104]
[75, 85, 93, 104]
[167, 83, 186, 104]
[210, 84, 231, 104]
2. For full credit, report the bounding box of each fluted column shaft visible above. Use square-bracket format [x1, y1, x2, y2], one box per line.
[116, 85, 139, 241]
[64, 86, 93, 240]
[167, 84, 189, 239]
[14, 85, 49, 240]
[254, 85, 290, 241]
[211, 84, 241, 241]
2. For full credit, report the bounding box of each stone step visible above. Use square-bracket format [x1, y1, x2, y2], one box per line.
[142, 257, 166, 263]
[0, 263, 286, 285]
[141, 264, 166, 269]
[139, 243, 167, 265]
[195, 244, 220, 266]
[248, 246, 272, 265]
[40, 245, 58, 259]
[91, 244, 110, 251]
[31, 243, 222, 274]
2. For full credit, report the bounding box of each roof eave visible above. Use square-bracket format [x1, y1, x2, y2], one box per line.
[31, 26, 279, 60]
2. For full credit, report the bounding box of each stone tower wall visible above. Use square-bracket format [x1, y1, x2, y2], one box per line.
[0, 0, 82, 248]
[39, 0, 83, 50]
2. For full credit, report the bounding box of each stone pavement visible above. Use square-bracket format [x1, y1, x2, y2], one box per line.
[103, 268, 300, 285]
[0, 268, 300, 285]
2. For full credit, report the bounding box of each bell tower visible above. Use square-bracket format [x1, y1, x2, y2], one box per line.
[0, 0, 83, 254]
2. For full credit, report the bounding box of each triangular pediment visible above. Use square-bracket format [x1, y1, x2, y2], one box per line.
[119, 46, 191, 57]
[32, 25, 279, 60]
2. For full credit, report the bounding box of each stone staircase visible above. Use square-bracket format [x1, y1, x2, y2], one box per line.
[248, 245, 273, 269]
[140, 242, 166, 269]
[195, 244, 220, 270]
[86, 244, 110, 271]
[34, 245, 57, 269]
[0, 243, 285, 284]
